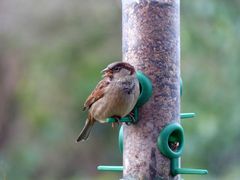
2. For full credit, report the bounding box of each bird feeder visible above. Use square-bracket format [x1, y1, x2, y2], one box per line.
[97, 76, 208, 177]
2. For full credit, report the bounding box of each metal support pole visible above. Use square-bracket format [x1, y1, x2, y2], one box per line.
[122, 0, 180, 179]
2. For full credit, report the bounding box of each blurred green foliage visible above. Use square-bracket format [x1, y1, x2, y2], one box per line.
[0, 0, 239, 179]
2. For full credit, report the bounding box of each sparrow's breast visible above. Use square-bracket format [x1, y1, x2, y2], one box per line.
[90, 76, 139, 122]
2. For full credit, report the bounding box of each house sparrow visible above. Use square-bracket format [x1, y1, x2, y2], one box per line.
[76, 61, 140, 142]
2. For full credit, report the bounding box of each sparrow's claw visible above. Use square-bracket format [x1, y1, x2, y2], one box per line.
[125, 112, 136, 125]
[111, 116, 121, 128]
[129, 111, 135, 117]
[128, 112, 136, 123]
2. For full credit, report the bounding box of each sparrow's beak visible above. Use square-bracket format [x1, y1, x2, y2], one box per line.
[101, 67, 113, 78]
[101, 67, 109, 73]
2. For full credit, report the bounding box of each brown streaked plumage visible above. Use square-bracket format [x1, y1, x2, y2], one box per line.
[76, 61, 140, 142]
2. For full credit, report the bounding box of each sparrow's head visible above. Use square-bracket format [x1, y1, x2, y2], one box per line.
[101, 61, 135, 79]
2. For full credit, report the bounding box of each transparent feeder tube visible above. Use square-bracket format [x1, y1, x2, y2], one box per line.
[122, 0, 180, 179]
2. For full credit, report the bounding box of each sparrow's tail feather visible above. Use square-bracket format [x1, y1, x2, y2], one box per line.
[76, 118, 94, 142]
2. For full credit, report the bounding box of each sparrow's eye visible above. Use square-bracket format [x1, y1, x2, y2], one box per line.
[113, 67, 120, 72]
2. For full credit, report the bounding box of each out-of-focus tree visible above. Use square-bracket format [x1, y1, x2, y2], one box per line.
[0, 40, 21, 148]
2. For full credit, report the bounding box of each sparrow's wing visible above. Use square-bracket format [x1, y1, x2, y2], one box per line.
[83, 79, 110, 111]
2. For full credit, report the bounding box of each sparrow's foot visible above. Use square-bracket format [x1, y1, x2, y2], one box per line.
[111, 115, 121, 128]
[125, 111, 136, 125]
[129, 111, 136, 122]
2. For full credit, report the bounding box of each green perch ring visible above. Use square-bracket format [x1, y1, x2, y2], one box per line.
[135, 71, 153, 107]
[157, 123, 184, 158]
